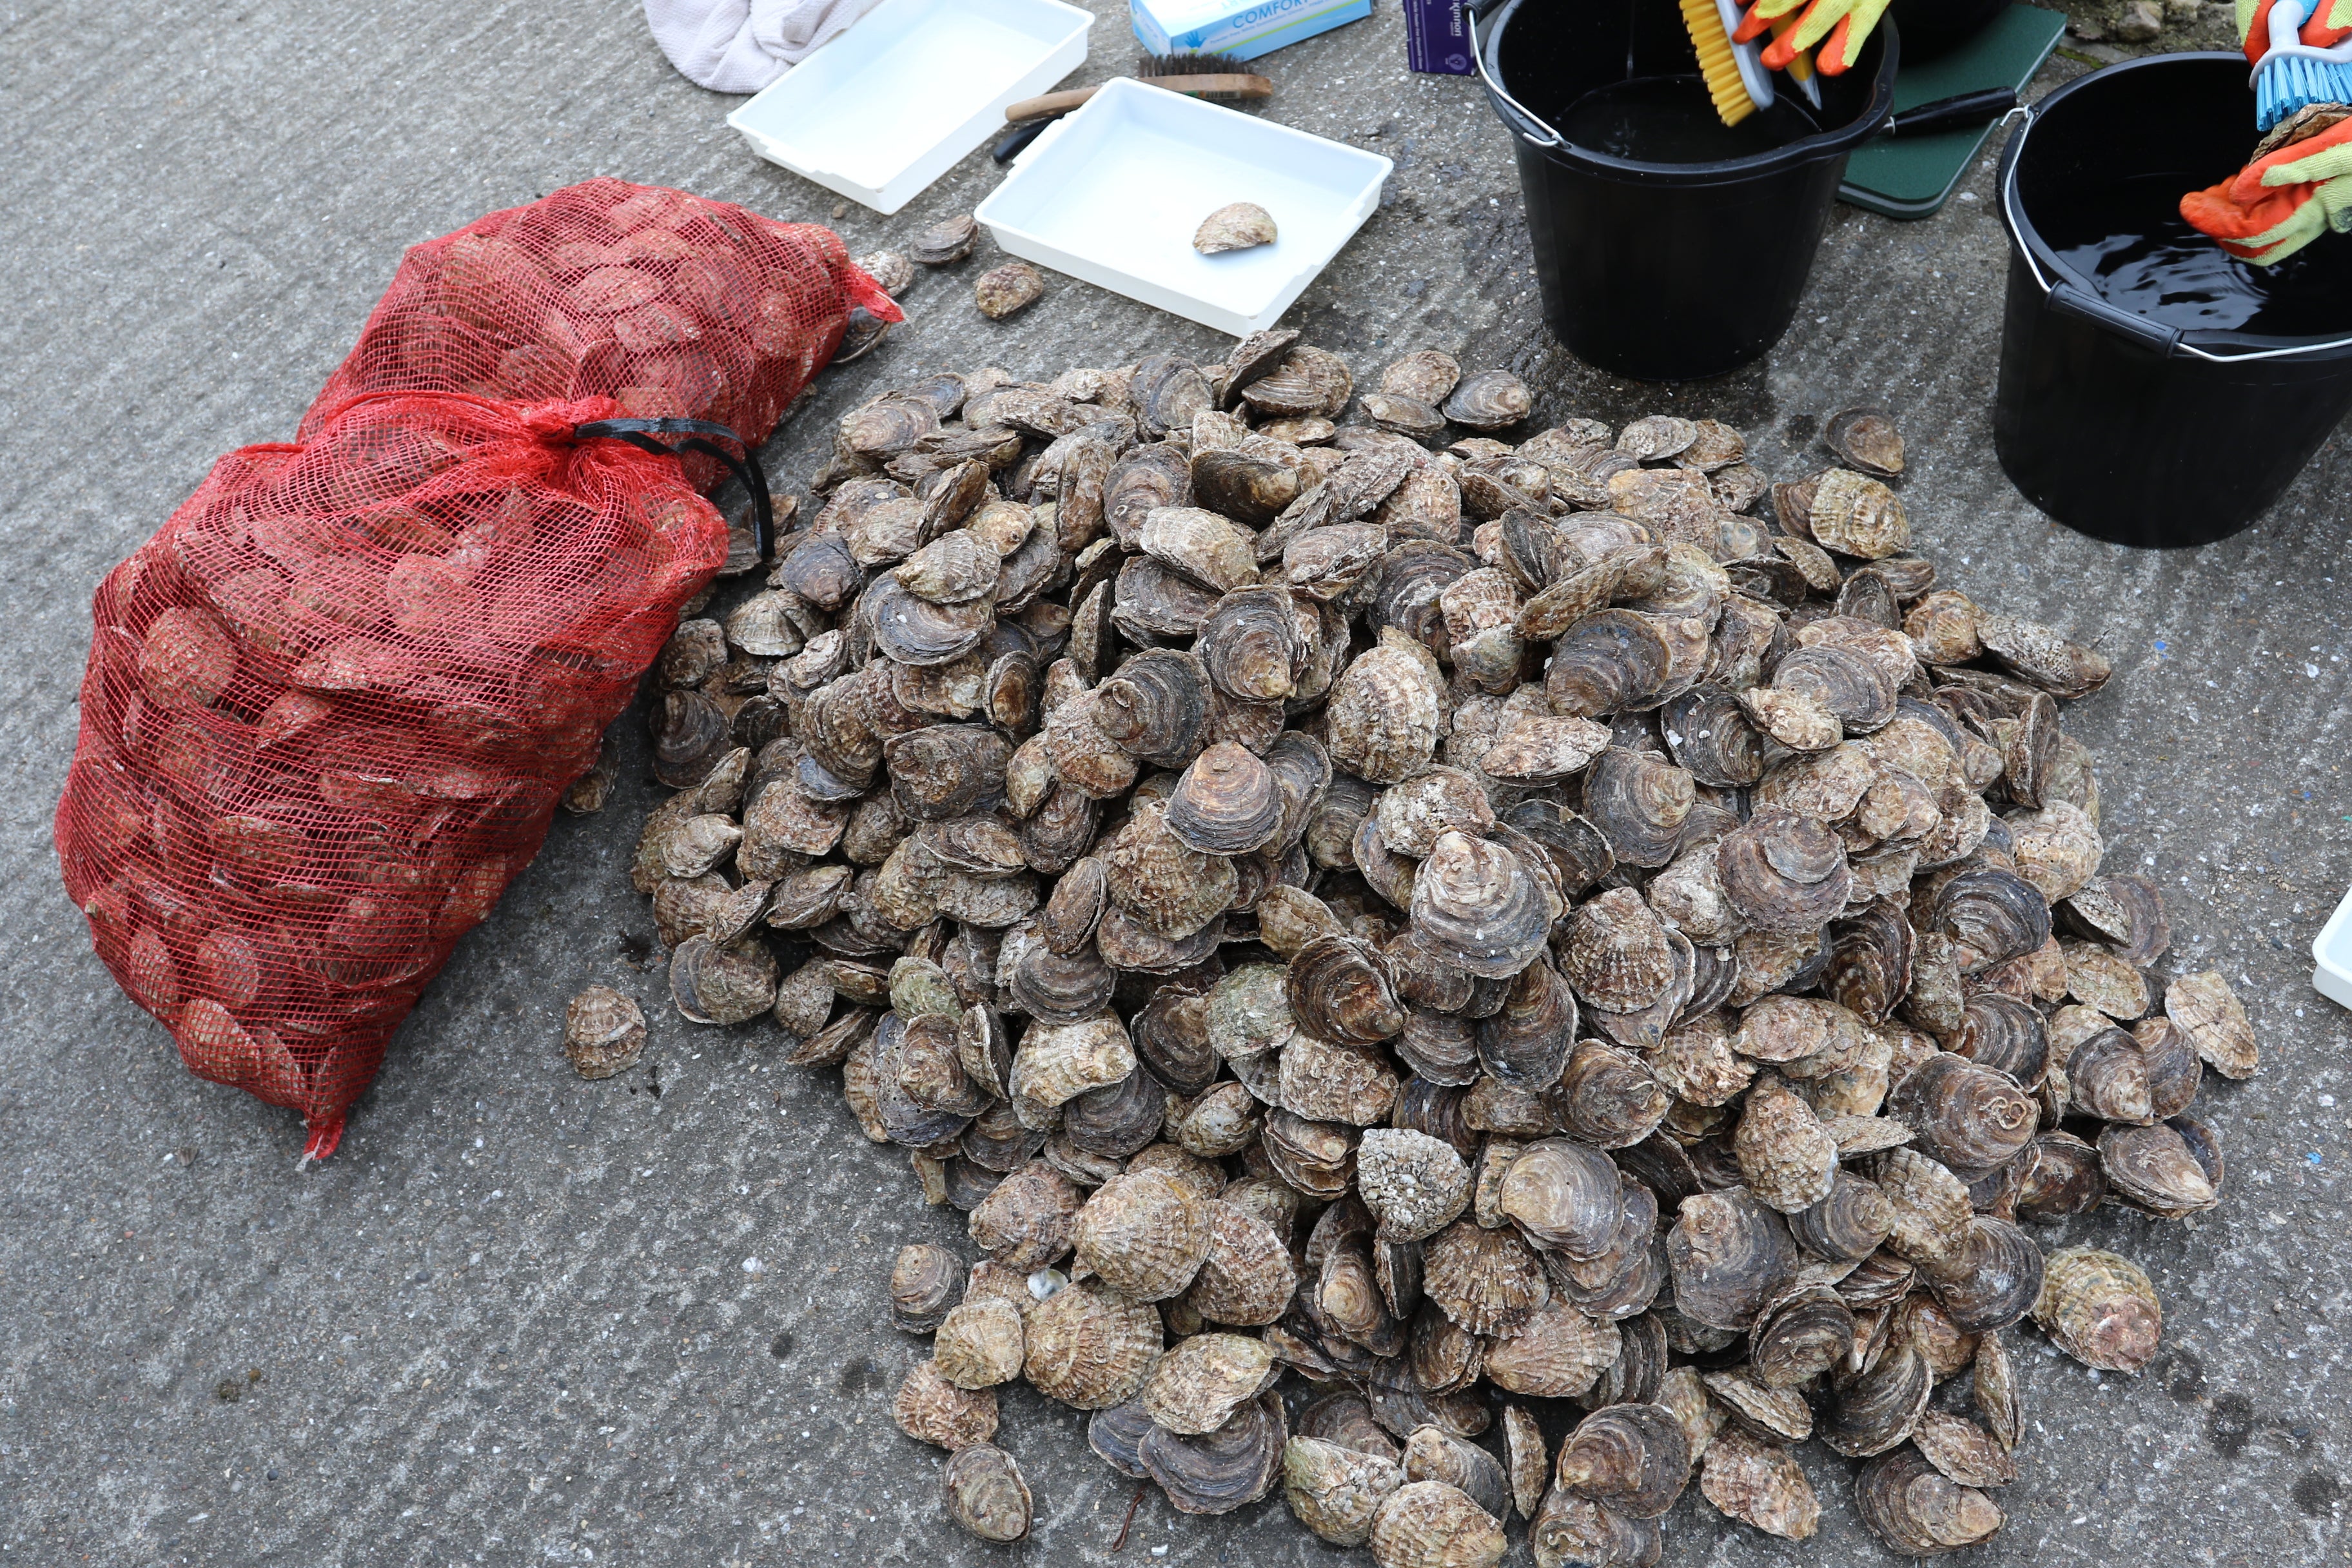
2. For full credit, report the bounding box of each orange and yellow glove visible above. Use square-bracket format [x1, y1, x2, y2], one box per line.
[1734, 0, 1890, 75]
[2181, 113, 2352, 264]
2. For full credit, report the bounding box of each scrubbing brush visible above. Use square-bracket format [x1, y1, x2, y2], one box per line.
[1772, 13, 1823, 110]
[1682, 0, 1779, 126]
[2254, 0, 2352, 131]
[993, 52, 1273, 161]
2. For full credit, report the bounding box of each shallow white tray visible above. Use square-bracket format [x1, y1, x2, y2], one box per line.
[727, 0, 1092, 215]
[2314, 885, 2352, 1009]
[974, 76, 1393, 337]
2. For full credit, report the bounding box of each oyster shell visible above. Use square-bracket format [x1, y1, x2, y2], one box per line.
[1195, 201, 1278, 254]
[1818, 1343, 1931, 1458]
[1749, 1280, 1856, 1388]
[1733, 1072, 1839, 1213]
[1529, 1488, 1660, 1568]
[1888, 1052, 2037, 1179]
[1369, 1480, 1507, 1568]
[1288, 934, 1406, 1045]
[1185, 1199, 1298, 1326]
[1411, 831, 1553, 979]
[1973, 1332, 2023, 1452]
[1074, 1169, 1212, 1302]
[2099, 1115, 2222, 1217]
[908, 214, 977, 265]
[1560, 888, 1676, 1012]
[1823, 407, 1905, 477]
[1855, 1446, 2003, 1556]
[1553, 1402, 1690, 1519]
[1286, 1435, 1406, 1545]
[2033, 1246, 2161, 1373]
[1467, 959, 1580, 1090]
[1788, 1171, 1895, 1262]
[1916, 1216, 2046, 1333]
[935, 1297, 1026, 1388]
[1808, 469, 1909, 558]
[1719, 806, 1852, 934]
[1912, 1411, 2017, 1489]
[1498, 1139, 1624, 1260]
[1444, 371, 1533, 431]
[1010, 1015, 1134, 1106]
[1501, 1406, 1548, 1521]
[1485, 1303, 1622, 1399]
[892, 1359, 997, 1449]
[1022, 1277, 1164, 1407]
[967, 1158, 1081, 1269]
[1704, 1364, 1813, 1443]
[1141, 1331, 1280, 1434]
[564, 985, 645, 1079]
[2015, 1129, 2106, 1220]
[1404, 1425, 1514, 1521]
[1328, 631, 1446, 783]
[2164, 969, 2259, 1079]
[1700, 1428, 1820, 1539]
[942, 1442, 1032, 1541]
[1666, 1189, 1796, 1330]
[1358, 1128, 1474, 1242]
[1423, 1218, 1550, 1337]
[974, 262, 1043, 319]
[890, 1242, 964, 1333]
[1142, 1389, 1287, 1513]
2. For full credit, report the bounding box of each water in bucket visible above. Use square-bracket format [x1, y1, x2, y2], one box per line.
[1473, 0, 1896, 377]
[1553, 74, 1823, 162]
[2046, 170, 2344, 336]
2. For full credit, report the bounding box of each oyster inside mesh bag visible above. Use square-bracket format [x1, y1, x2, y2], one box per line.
[300, 177, 902, 484]
[55, 392, 732, 1158]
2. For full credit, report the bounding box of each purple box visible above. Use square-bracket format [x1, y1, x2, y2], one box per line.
[1405, 0, 1474, 73]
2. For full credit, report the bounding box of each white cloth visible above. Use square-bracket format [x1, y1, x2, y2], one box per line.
[643, 0, 888, 94]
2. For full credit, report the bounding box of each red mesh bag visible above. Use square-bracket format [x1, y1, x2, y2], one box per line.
[299, 178, 901, 478]
[55, 391, 734, 1160]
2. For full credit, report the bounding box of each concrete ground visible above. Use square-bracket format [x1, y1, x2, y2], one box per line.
[3, 0, 2348, 1563]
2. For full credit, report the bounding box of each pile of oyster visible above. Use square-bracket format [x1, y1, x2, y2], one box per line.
[605, 335, 2258, 1563]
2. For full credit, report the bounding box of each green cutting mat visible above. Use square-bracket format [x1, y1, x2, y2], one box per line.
[1839, 3, 2069, 219]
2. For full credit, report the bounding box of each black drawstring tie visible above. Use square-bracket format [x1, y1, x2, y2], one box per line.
[573, 417, 775, 561]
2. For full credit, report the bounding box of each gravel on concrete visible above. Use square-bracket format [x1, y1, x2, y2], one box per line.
[1, 0, 2347, 1563]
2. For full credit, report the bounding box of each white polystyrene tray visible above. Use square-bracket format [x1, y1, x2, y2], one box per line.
[2313, 885, 2352, 1009]
[726, 0, 1091, 215]
[973, 76, 1393, 337]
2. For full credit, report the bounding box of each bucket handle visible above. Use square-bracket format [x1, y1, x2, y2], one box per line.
[2047, 281, 2186, 355]
[1999, 103, 2352, 364]
[1465, 0, 1563, 148]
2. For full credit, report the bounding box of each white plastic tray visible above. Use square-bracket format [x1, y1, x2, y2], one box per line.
[2313, 885, 2352, 1009]
[974, 76, 1393, 337]
[726, 0, 1092, 215]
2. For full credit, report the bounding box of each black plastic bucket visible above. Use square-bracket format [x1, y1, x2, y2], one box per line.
[1471, 0, 1897, 381]
[1995, 54, 2352, 548]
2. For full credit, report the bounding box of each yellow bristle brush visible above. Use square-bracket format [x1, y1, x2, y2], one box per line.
[1680, 0, 1778, 126]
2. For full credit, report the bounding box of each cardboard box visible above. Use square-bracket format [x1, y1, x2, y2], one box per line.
[1404, 0, 1473, 74]
[1129, 0, 1373, 62]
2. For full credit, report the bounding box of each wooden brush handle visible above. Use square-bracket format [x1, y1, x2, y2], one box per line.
[1006, 88, 1098, 123]
[1147, 72, 1273, 99]
[1004, 74, 1274, 124]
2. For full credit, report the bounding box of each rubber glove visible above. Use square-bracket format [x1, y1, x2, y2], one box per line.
[2181, 113, 2352, 264]
[1733, 0, 1890, 75]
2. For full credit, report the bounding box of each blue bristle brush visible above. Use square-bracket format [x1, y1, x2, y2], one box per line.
[2255, 0, 2352, 130]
